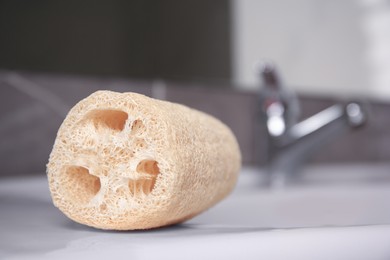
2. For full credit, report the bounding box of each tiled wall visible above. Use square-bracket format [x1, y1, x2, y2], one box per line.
[1, 71, 389, 177]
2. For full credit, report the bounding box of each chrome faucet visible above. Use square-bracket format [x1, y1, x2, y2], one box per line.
[258, 62, 368, 188]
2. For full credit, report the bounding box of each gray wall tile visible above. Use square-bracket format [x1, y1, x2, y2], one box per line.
[1, 71, 390, 177]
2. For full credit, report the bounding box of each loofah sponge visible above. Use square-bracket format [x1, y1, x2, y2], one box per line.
[47, 90, 241, 230]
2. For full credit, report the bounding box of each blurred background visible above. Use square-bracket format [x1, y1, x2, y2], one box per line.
[0, 0, 232, 84]
[3, 2, 390, 258]
[1, 0, 390, 176]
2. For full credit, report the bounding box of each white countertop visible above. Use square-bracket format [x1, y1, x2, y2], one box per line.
[1, 166, 390, 260]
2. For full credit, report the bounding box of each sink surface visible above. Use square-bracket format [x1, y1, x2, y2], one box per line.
[1, 165, 390, 259]
[199, 165, 390, 228]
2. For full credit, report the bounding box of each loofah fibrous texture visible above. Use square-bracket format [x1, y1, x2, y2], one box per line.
[47, 90, 241, 230]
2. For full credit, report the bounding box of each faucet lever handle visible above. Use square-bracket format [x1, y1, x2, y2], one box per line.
[257, 61, 282, 90]
[257, 61, 300, 129]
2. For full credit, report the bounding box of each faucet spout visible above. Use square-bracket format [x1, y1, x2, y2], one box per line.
[258, 63, 368, 188]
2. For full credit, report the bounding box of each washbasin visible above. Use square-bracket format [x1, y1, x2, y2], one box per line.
[194, 164, 390, 228]
[1, 165, 390, 259]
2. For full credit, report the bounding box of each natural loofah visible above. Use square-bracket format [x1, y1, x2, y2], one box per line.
[47, 90, 241, 230]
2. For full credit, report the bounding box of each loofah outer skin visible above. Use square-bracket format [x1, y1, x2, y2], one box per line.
[47, 90, 241, 230]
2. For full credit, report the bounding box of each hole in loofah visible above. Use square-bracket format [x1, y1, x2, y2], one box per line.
[136, 160, 160, 176]
[63, 166, 101, 204]
[128, 179, 156, 196]
[128, 160, 160, 195]
[131, 119, 146, 135]
[86, 109, 128, 132]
